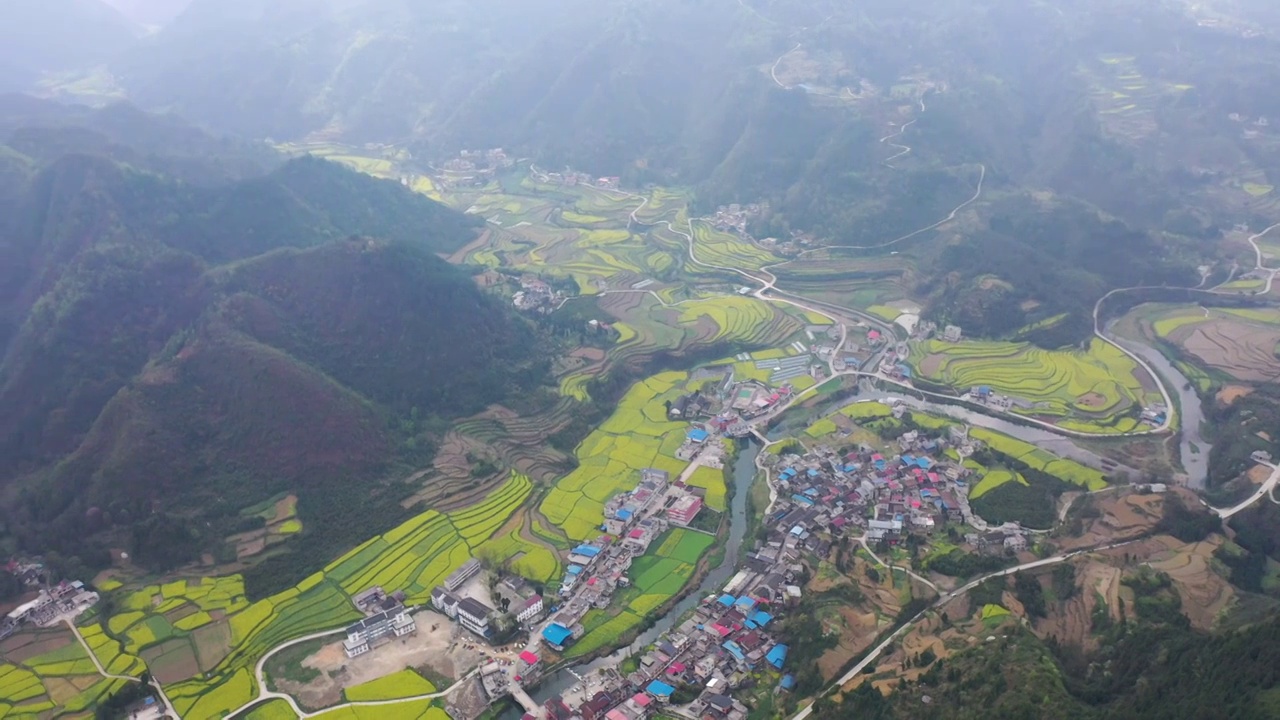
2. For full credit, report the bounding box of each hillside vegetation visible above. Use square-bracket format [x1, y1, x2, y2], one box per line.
[0, 106, 547, 593]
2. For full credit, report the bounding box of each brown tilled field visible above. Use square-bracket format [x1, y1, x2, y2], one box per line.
[1217, 384, 1254, 406]
[1146, 536, 1233, 631]
[1172, 319, 1280, 382]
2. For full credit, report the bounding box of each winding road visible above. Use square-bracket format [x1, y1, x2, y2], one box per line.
[224, 626, 479, 720]
[66, 620, 178, 718]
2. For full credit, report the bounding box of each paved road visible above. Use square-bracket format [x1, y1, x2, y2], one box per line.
[788, 538, 1142, 720]
[1213, 461, 1280, 519]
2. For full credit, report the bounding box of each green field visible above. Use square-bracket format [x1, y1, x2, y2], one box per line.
[909, 339, 1158, 432]
[564, 530, 709, 659]
[344, 669, 436, 702]
[539, 372, 691, 540]
[92, 475, 531, 718]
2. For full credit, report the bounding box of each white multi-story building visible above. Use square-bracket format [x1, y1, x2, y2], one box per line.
[343, 608, 415, 658]
[516, 595, 544, 624]
[456, 597, 494, 638]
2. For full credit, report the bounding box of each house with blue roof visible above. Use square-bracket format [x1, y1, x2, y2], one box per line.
[751, 610, 773, 627]
[615, 508, 633, 521]
[767, 643, 789, 669]
[734, 596, 757, 612]
[542, 623, 574, 650]
[779, 674, 796, 691]
[791, 494, 815, 506]
[646, 680, 676, 699]
[717, 594, 736, 607]
[687, 428, 710, 444]
[722, 640, 747, 665]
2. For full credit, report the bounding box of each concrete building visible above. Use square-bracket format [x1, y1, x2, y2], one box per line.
[668, 496, 704, 526]
[445, 559, 482, 592]
[516, 595, 545, 624]
[457, 597, 494, 638]
[431, 586, 461, 618]
[343, 607, 416, 658]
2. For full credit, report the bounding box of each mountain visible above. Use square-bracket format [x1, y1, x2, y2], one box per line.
[102, 0, 1280, 343]
[0, 100, 548, 589]
[0, 0, 138, 92]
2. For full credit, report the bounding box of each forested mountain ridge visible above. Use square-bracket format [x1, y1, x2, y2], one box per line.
[0, 103, 548, 587]
[70, 0, 1278, 344]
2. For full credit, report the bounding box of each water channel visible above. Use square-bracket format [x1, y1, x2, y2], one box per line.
[502, 334, 1208, 715]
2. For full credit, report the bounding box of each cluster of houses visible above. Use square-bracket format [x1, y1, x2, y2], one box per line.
[434, 148, 516, 188]
[2, 578, 100, 642]
[430, 559, 546, 645]
[761, 419, 1028, 550]
[708, 203, 767, 235]
[533, 168, 621, 190]
[536, 469, 718, 656]
[513, 277, 566, 313]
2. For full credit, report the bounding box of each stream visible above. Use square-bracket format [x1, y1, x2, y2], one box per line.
[501, 336, 1209, 715]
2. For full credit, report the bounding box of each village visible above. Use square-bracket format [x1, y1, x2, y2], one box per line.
[442, 397, 1047, 720]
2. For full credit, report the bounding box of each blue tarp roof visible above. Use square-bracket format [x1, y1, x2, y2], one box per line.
[744, 620, 757, 630]
[751, 610, 773, 627]
[616, 508, 633, 520]
[542, 623, 573, 645]
[735, 596, 757, 611]
[791, 494, 815, 506]
[571, 545, 601, 557]
[807, 468, 820, 477]
[688, 429, 710, 442]
[780, 675, 796, 690]
[767, 644, 789, 669]
[646, 680, 676, 696]
[566, 564, 583, 575]
[717, 594, 736, 607]
[722, 641, 746, 662]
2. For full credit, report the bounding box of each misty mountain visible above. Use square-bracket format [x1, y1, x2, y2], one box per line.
[0, 100, 547, 581]
[0, 0, 138, 92]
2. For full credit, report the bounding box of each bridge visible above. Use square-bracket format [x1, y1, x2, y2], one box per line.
[509, 683, 543, 718]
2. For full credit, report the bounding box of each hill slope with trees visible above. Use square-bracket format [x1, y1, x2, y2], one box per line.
[0, 101, 548, 590]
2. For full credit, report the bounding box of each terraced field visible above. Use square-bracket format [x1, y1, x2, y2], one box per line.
[826, 400, 1107, 491]
[540, 372, 691, 540]
[1142, 304, 1280, 384]
[0, 624, 140, 718]
[908, 339, 1160, 433]
[83, 475, 531, 718]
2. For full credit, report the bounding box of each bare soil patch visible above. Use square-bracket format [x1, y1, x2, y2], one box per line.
[569, 347, 605, 361]
[1175, 319, 1280, 382]
[142, 638, 201, 684]
[289, 618, 482, 709]
[1248, 464, 1272, 485]
[1147, 536, 1233, 631]
[1217, 384, 1255, 406]
[1077, 392, 1107, 408]
[192, 619, 233, 672]
[918, 353, 946, 378]
[4, 629, 74, 663]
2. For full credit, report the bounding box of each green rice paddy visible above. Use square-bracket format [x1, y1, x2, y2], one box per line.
[908, 339, 1158, 433]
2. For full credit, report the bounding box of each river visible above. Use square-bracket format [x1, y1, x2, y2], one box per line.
[1104, 322, 1209, 489]
[505, 442, 763, 713]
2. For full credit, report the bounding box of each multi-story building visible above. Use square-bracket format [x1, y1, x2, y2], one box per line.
[343, 607, 416, 658]
[668, 496, 704, 526]
[444, 559, 482, 592]
[456, 597, 494, 638]
[430, 586, 461, 618]
[516, 595, 545, 624]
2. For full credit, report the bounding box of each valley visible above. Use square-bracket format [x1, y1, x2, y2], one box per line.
[9, 1, 1280, 719]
